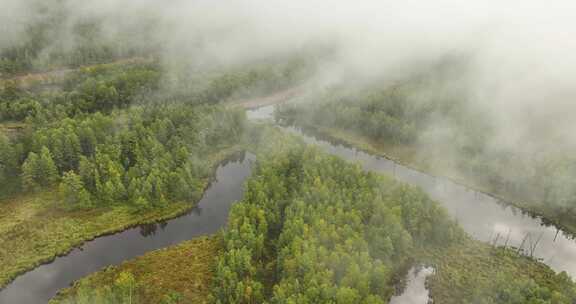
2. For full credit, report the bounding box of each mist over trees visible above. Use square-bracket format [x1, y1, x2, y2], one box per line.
[2, 0, 576, 303]
[276, 58, 576, 229]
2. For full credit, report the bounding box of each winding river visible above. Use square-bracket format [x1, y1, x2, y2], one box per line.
[0, 152, 255, 304]
[2, 101, 576, 303]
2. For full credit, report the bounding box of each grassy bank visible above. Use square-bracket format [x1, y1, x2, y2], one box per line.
[294, 123, 576, 236]
[50, 236, 220, 304]
[0, 146, 242, 290]
[421, 238, 576, 303]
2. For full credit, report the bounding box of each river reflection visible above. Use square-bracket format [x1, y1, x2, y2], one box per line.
[390, 266, 434, 304]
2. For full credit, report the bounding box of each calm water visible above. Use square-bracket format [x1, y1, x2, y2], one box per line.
[389, 266, 434, 304]
[0, 152, 255, 304]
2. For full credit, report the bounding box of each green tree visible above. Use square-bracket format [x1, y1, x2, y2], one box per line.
[22, 152, 40, 191]
[60, 171, 92, 208]
[22, 147, 59, 191]
[38, 146, 59, 186]
[0, 134, 17, 184]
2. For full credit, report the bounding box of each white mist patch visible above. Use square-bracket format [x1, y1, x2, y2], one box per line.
[3, 0, 576, 147]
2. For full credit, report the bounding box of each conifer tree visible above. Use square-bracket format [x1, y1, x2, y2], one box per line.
[60, 171, 92, 207]
[38, 146, 59, 186]
[22, 152, 40, 191]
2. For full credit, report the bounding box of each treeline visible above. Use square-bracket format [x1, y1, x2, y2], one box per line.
[0, 58, 306, 124]
[0, 103, 244, 209]
[210, 145, 463, 303]
[0, 63, 161, 122]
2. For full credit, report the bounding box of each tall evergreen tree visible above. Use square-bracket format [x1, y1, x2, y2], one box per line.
[38, 146, 59, 186]
[22, 152, 40, 191]
[0, 134, 16, 184]
[60, 171, 92, 207]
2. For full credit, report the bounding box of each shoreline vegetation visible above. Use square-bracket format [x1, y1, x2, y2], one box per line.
[288, 122, 576, 237]
[0, 146, 243, 290]
[50, 236, 221, 304]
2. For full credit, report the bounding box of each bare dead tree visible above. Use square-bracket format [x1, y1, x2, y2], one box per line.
[554, 228, 560, 242]
[503, 228, 512, 249]
[529, 231, 545, 258]
[517, 233, 530, 255]
[492, 232, 501, 247]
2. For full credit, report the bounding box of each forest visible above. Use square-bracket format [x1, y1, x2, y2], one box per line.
[3, 0, 576, 303]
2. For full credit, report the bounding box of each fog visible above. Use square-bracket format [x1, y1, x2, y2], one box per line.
[2, 0, 576, 153]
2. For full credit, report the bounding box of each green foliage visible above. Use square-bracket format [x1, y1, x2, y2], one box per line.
[0, 133, 20, 184]
[22, 104, 243, 208]
[0, 63, 161, 123]
[59, 171, 92, 208]
[160, 291, 184, 304]
[1, 71, 247, 207]
[51, 237, 221, 304]
[211, 145, 462, 303]
[22, 147, 59, 191]
[58, 271, 140, 304]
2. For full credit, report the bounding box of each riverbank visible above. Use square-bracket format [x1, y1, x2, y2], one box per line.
[50, 236, 220, 304]
[292, 123, 576, 237]
[420, 237, 576, 303]
[0, 145, 242, 290]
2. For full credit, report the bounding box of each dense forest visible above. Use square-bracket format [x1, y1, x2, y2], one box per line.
[211, 144, 462, 303]
[0, 62, 246, 208]
[3, 1, 576, 303]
